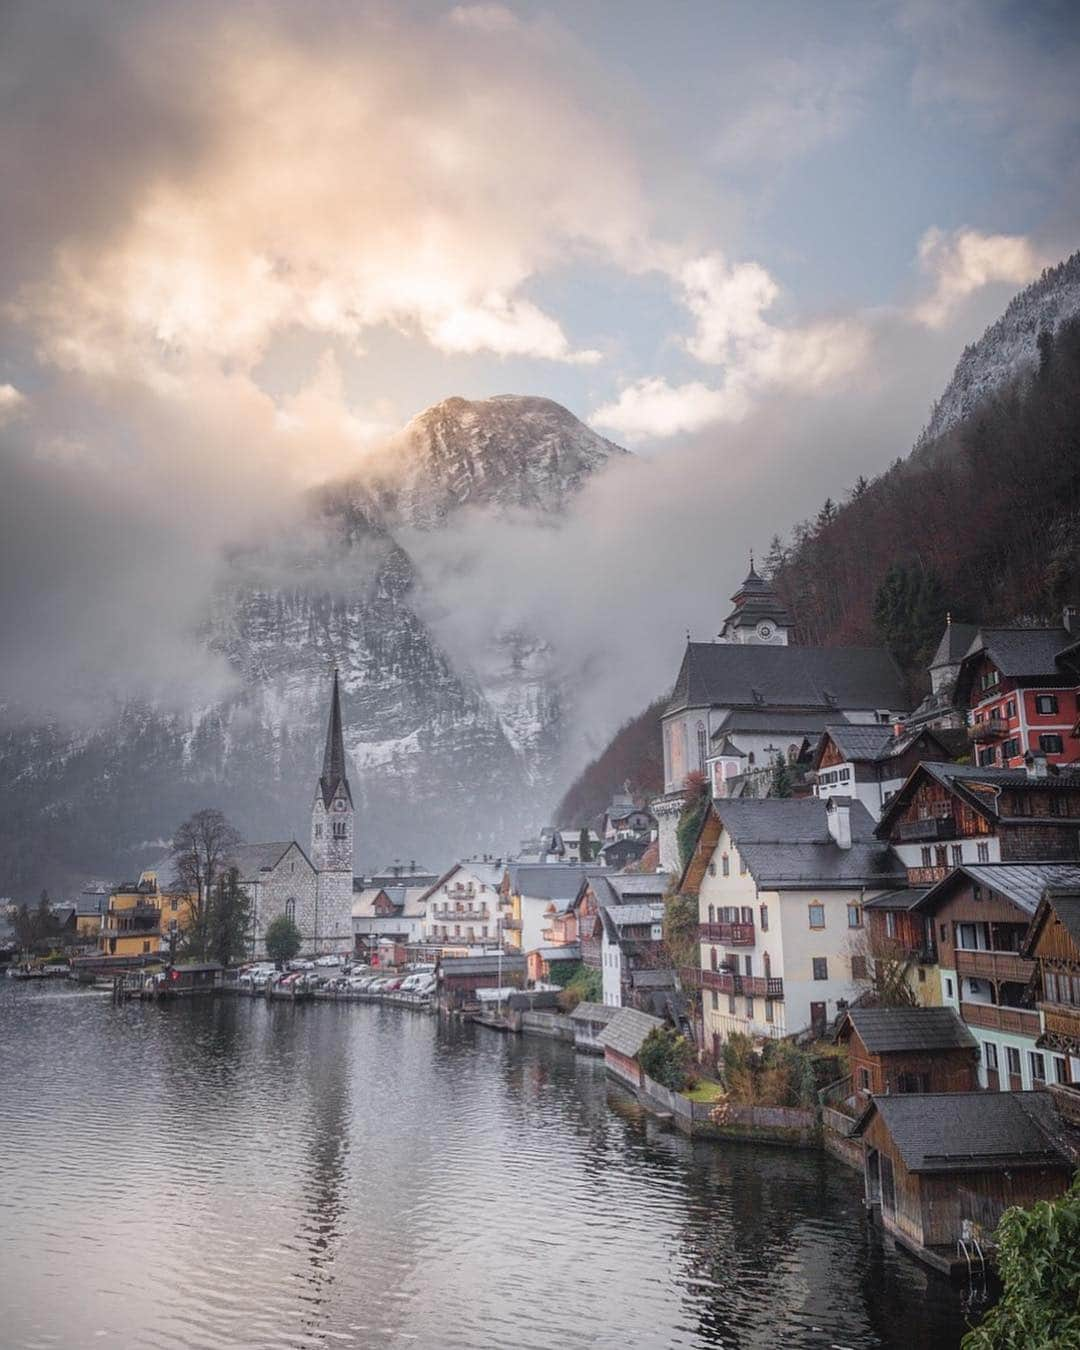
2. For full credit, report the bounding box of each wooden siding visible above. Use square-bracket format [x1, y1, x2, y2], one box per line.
[928, 877, 1032, 973]
[847, 1028, 977, 1100]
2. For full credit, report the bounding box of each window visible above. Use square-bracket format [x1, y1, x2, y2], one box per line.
[847, 903, 862, 929]
[977, 842, 990, 863]
[859, 1067, 871, 1091]
[708, 862, 716, 877]
[852, 955, 868, 980]
[885, 912, 897, 939]
[742, 996, 752, 1018]
[169, 919, 177, 933]
[285, 898, 296, 923]
[696, 721, 707, 771]
[812, 957, 828, 981]
[739, 855, 748, 876]
[1035, 694, 1059, 715]
[951, 845, 963, 866]
[1029, 1052, 1046, 1083]
[1004, 699, 1016, 720]
[708, 904, 715, 924]
[747, 752, 755, 766]
[760, 905, 769, 931]
[939, 922, 947, 941]
[934, 845, 948, 868]
[170, 895, 178, 911]
[1040, 733, 1064, 754]
[142, 940, 151, 953]
[983, 1042, 998, 1071]
[980, 667, 999, 690]
[728, 993, 736, 1014]
[897, 1071, 929, 1094]
[741, 907, 753, 925]
[1044, 971, 1059, 1003]
[1014, 794, 1033, 817]
[314, 823, 323, 838]
[977, 747, 997, 767]
[808, 903, 825, 930]
[1050, 795, 1068, 817]
[744, 955, 753, 976]
[917, 966, 926, 983]
[945, 977, 954, 999]
[1006, 1046, 1021, 1077]
[722, 853, 730, 877]
[764, 999, 774, 1024]
[921, 846, 933, 867]
[710, 947, 718, 971]
[711, 991, 719, 1011]
[333, 820, 347, 839]
[1054, 1058, 1069, 1085]
[1001, 737, 1021, 760]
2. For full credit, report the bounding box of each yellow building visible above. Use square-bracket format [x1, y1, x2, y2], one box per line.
[98, 870, 195, 958]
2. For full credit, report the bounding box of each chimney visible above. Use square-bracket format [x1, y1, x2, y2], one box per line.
[1025, 751, 1049, 779]
[826, 797, 852, 850]
[1064, 605, 1080, 635]
[892, 720, 905, 739]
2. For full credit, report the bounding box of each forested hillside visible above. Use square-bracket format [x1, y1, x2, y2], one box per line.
[555, 310, 1080, 830]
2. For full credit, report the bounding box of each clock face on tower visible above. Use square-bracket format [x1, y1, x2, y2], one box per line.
[334, 799, 346, 812]
[757, 622, 774, 641]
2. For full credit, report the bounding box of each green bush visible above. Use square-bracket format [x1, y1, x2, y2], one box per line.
[639, 1025, 695, 1092]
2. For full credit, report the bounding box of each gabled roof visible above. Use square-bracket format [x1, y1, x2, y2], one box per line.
[963, 627, 1072, 679]
[1022, 885, 1080, 957]
[439, 955, 526, 977]
[602, 902, 664, 928]
[665, 642, 908, 717]
[417, 861, 506, 904]
[861, 888, 928, 912]
[317, 668, 353, 809]
[706, 798, 906, 891]
[233, 840, 312, 884]
[569, 1001, 618, 1024]
[534, 944, 581, 962]
[813, 722, 951, 769]
[915, 862, 1080, 917]
[851, 1092, 1069, 1172]
[600, 1007, 665, 1058]
[504, 862, 606, 901]
[715, 710, 848, 739]
[875, 761, 1080, 837]
[837, 1006, 976, 1054]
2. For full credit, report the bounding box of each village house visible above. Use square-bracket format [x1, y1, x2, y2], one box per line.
[600, 1007, 666, 1089]
[419, 861, 503, 949]
[526, 943, 582, 985]
[366, 860, 440, 890]
[352, 883, 428, 963]
[852, 1091, 1076, 1272]
[571, 873, 667, 1006]
[1022, 884, 1080, 1088]
[654, 564, 908, 870]
[436, 954, 526, 1011]
[913, 862, 1080, 1092]
[875, 758, 1080, 888]
[904, 618, 979, 733]
[500, 862, 604, 954]
[75, 888, 109, 944]
[680, 796, 906, 1060]
[952, 618, 1080, 770]
[836, 1006, 978, 1104]
[599, 789, 655, 844]
[598, 836, 651, 869]
[811, 723, 952, 820]
[99, 871, 166, 958]
[860, 887, 941, 1005]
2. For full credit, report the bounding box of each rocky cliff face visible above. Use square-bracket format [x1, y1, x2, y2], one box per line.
[919, 250, 1080, 445]
[0, 397, 625, 895]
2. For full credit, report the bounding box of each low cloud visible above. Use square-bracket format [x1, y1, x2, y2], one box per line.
[912, 227, 1045, 328]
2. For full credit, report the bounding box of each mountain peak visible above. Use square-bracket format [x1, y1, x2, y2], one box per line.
[351, 392, 629, 528]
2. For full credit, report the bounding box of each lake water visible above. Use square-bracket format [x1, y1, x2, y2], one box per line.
[0, 982, 975, 1349]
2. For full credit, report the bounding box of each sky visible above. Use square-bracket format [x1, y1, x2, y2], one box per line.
[1, 0, 1079, 730]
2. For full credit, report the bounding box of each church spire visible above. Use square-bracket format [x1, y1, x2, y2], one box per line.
[319, 668, 351, 807]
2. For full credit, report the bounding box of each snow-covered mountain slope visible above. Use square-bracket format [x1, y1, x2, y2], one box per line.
[0, 398, 626, 894]
[919, 250, 1080, 446]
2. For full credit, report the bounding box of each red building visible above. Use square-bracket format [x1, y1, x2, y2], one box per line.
[954, 623, 1080, 770]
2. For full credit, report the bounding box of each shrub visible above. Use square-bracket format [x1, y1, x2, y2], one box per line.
[639, 1025, 695, 1092]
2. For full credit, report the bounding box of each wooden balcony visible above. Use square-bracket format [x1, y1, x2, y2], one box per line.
[969, 718, 1008, 743]
[955, 949, 1035, 984]
[896, 816, 956, 842]
[698, 922, 755, 947]
[906, 866, 949, 887]
[1048, 1082, 1080, 1125]
[686, 968, 785, 999]
[432, 906, 489, 921]
[960, 1001, 1041, 1037]
[1038, 1002, 1080, 1048]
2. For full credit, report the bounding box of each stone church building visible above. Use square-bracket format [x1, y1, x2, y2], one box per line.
[237, 671, 356, 958]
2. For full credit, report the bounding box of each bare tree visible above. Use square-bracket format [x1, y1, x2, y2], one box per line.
[846, 926, 918, 1008]
[170, 809, 241, 931]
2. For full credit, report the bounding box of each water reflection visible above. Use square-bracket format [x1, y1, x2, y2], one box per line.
[0, 984, 972, 1349]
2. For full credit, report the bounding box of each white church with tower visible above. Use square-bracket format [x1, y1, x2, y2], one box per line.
[234, 670, 357, 958]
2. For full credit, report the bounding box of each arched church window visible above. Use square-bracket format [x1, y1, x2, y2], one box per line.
[696, 721, 707, 771]
[285, 898, 296, 923]
[333, 820, 346, 839]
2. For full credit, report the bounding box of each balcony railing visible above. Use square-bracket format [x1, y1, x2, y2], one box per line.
[896, 816, 956, 842]
[1038, 1002, 1080, 1046]
[691, 968, 784, 999]
[955, 949, 1034, 984]
[969, 718, 1008, 743]
[906, 866, 949, 887]
[500, 915, 522, 930]
[698, 922, 755, 947]
[960, 1001, 1041, 1037]
[432, 907, 489, 921]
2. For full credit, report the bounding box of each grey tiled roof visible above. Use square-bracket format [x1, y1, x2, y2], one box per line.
[439, 955, 527, 977]
[605, 903, 664, 927]
[842, 1007, 976, 1054]
[714, 797, 905, 891]
[600, 1007, 665, 1058]
[569, 1001, 618, 1024]
[666, 643, 907, 716]
[1043, 887, 1080, 947]
[605, 874, 667, 900]
[962, 627, 1072, 678]
[233, 841, 306, 883]
[536, 944, 581, 961]
[630, 968, 678, 989]
[853, 1092, 1069, 1172]
[504, 862, 605, 901]
[861, 888, 929, 912]
[819, 722, 945, 764]
[919, 863, 1080, 917]
[714, 710, 846, 737]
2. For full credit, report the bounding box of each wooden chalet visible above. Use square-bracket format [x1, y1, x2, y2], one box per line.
[852, 1091, 1076, 1273]
[876, 760, 1080, 889]
[436, 954, 526, 1010]
[812, 722, 952, 821]
[1023, 885, 1080, 1090]
[836, 1007, 977, 1103]
[600, 1007, 665, 1088]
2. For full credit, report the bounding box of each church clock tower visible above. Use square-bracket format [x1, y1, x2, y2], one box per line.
[311, 669, 355, 949]
[717, 559, 795, 645]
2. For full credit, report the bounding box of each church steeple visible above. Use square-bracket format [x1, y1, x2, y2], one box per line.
[318, 668, 352, 809]
[718, 559, 794, 646]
